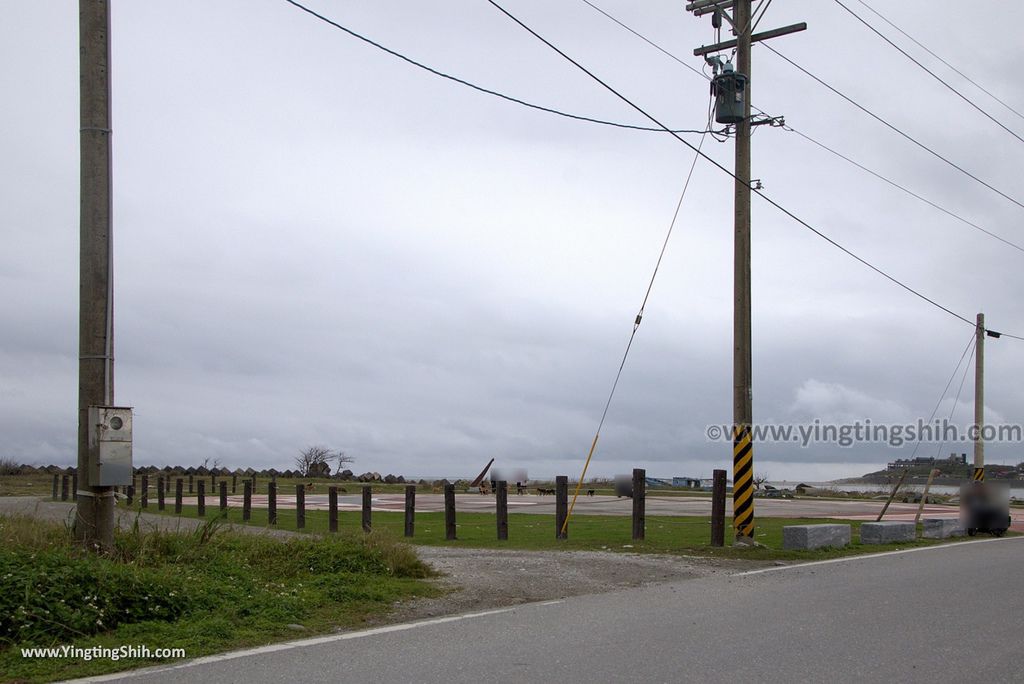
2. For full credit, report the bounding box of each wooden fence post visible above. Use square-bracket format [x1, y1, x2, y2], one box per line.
[632, 468, 646, 541]
[52, 474, 59, 500]
[188, 474, 194, 494]
[127, 484, 135, 507]
[914, 468, 941, 525]
[404, 484, 415, 538]
[296, 484, 306, 529]
[219, 481, 228, 516]
[268, 481, 277, 525]
[496, 480, 508, 540]
[196, 481, 205, 517]
[555, 475, 568, 540]
[174, 479, 183, 514]
[328, 486, 338, 533]
[361, 486, 372, 532]
[157, 476, 166, 511]
[711, 469, 726, 547]
[242, 480, 252, 521]
[232, 474, 237, 494]
[444, 483, 457, 540]
[140, 474, 149, 509]
[71, 472, 78, 502]
[61, 474, 69, 501]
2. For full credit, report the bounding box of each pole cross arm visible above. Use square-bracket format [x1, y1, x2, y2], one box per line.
[694, 22, 807, 56]
[686, 0, 735, 17]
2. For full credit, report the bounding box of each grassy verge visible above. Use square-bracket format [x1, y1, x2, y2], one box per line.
[0, 514, 438, 683]
[137, 503, 988, 561]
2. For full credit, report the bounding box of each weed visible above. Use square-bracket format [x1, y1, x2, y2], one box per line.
[0, 514, 437, 682]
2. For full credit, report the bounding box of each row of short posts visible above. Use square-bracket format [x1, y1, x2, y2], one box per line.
[51, 472, 78, 502]
[53, 469, 725, 546]
[171, 473, 242, 496]
[91, 468, 722, 545]
[141, 479, 590, 540]
[58, 473, 250, 505]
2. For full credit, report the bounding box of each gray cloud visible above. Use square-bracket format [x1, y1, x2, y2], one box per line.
[3, 1, 1023, 482]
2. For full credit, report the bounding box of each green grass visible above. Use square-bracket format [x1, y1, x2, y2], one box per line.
[137, 502, 983, 561]
[0, 514, 438, 683]
[0, 472, 58, 498]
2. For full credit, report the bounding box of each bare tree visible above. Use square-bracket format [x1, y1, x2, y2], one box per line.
[752, 473, 769, 490]
[295, 446, 353, 477]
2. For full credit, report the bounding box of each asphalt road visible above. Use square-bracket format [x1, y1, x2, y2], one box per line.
[76, 536, 1024, 684]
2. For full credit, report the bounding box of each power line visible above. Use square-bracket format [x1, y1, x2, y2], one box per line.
[486, 0, 975, 329]
[575, 0, 1024, 340]
[832, 0, 1024, 147]
[764, 44, 1024, 214]
[565, 126, 711, 530]
[579, 0, 707, 80]
[283, 0, 1024, 344]
[575, 0, 1024, 254]
[784, 127, 1024, 254]
[752, 0, 775, 33]
[908, 331, 975, 460]
[281, 0, 713, 134]
[853, 0, 1024, 124]
[935, 336, 976, 459]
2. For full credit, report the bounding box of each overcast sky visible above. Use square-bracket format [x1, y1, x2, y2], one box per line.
[3, 0, 1024, 481]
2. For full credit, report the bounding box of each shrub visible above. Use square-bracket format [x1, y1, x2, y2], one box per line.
[0, 548, 194, 645]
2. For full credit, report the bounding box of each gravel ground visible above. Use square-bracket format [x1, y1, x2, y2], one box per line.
[0, 497, 771, 625]
[385, 546, 771, 623]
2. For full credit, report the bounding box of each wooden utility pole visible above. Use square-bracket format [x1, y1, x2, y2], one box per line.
[914, 468, 940, 524]
[731, 0, 755, 542]
[77, 0, 115, 551]
[876, 468, 908, 521]
[973, 313, 985, 482]
[687, 0, 805, 542]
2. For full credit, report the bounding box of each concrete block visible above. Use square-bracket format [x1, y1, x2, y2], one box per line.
[921, 517, 964, 539]
[860, 521, 916, 544]
[782, 524, 851, 551]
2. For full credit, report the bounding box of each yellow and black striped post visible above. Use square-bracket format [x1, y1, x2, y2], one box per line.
[972, 467, 985, 482]
[732, 425, 755, 538]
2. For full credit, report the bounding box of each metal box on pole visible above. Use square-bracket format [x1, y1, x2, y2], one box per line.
[713, 63, 748, 124]
[87, 406, 133, 486]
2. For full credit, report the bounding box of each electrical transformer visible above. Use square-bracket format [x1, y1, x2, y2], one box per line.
[87, 405, 133, 486]
[713, 62, 748, 124]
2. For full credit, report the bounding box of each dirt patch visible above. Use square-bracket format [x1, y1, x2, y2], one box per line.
[382, 546, 772, 623]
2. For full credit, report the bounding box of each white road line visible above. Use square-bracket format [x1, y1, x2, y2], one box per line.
[64, 601, 570, 682]
[732, 535, 1024, 577]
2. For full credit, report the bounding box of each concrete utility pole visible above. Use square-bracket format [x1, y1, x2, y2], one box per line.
[973, 313, 985, 482]
[687, 0, 805, 541]
[77, 0, 116, 550]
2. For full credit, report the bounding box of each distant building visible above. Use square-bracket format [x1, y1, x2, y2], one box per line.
[886, 453, 966, 471]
